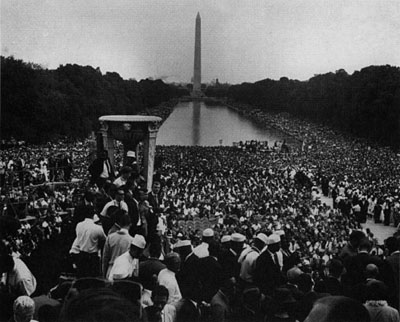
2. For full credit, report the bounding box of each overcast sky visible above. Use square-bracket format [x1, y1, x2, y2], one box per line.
[2, 0, 400, 84]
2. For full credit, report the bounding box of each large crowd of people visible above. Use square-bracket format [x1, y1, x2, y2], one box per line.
[0, 104, 400, 322]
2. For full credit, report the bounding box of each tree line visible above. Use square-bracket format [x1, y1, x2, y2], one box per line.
[227, 66, 400, 148]
[1, 56, 189, 143]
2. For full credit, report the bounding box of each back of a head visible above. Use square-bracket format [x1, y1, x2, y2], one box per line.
[59, 288, 139, 322]
[208, 240, 220, 258]
[164, 252, 181, 273]
[385, 237, 398, 254]
[328, 258, 344, 278]
[349, 231, 365, 247]
[296, 273, 314, 293]
[116, 213, 131, 228]
[358, 238, 371, 252]
[152, 284, 169, 299]
[305, 296, 370, 322]
[287, 267, 303, 283]
[364, 263, 379, 279]
[365, 280, 388, 301]
[149, 239, 162, 259]
[83, 205, 95, 219]
[13, 296, 35, 322]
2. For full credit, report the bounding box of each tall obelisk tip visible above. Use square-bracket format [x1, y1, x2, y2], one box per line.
[196, 12, 200, 19]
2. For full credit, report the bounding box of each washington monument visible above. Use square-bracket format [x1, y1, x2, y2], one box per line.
[192, 12, 202, 97]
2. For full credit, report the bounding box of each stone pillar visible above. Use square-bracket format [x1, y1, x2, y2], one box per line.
[143, 122, 158, 192]
[99, 121, 116, 167]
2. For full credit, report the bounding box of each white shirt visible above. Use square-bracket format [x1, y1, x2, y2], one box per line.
[70, 218, 106, 254]
[100, 160, 112, 179]
[113, 176, 127, 188]
[6, 257, 37, 296]
[100, 200, 129, 217]
[192, 242, 209, 258]
[108, 251, 140, 281]
[158, 268, 182, 304]
[239, 248, 260, 283]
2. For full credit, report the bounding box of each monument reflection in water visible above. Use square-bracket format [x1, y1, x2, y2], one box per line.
[157, 101, 290, 147]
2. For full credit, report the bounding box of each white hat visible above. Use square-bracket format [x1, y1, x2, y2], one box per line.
[256, 233, 269, 245]
[131, 234, 146, 249]
[221, 235, 231, 243]
[266, 234, 281, 245]
[127, 151, 136, 158]
[174, 240, 192, 248]
[231, 233, 246, 243]
[202, 228, 214, 237]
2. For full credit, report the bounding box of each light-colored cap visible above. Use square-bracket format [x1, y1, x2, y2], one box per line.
[221, 235, 231, 243]
[275, 230, 285, 236]
[127, 151, 136, 157]
[256, 233, 269, 245]
[231, 233, 246, 243]
[174, 240, 192, 248]
[131, 234, 146, 249]
[266, 234, 281, 245]
[202, 228, 214, 237]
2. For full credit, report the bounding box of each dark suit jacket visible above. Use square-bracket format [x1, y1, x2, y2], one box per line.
[210, 290, 230, 322]
[176, 253, 201, 301]
[197, 256, 223, 302]
[176, 298, 201, 322]
[254, 251, 283, 296]
[88, 157, 114, 182]
[321, 276, 343, 296]
[218, 248, 240, 281]
[345, 252, 383, 285]
[125, 195, 140, 235]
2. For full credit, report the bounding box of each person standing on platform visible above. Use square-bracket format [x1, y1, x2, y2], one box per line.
[69, 205, 106, 277]
[102, 214, 134, 279]
[88, 150, 115, 188]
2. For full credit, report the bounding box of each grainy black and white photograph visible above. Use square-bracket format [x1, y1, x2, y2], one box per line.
[1, 1, 400, 321]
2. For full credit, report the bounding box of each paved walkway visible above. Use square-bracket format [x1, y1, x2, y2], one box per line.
[319, 193, 397, 245]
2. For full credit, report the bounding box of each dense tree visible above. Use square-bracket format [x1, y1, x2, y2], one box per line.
[1, 56, 189, 143]
[228, 65, 400, 148]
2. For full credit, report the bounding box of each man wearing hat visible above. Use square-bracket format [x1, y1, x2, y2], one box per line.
[254, 234, 284, 297]
[239, 233, 268, 286]
[219, 233, 245, 282]
[174, 240, 202, 302]
[193, 228, 214, 258]
[108, 234, 146, 281]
